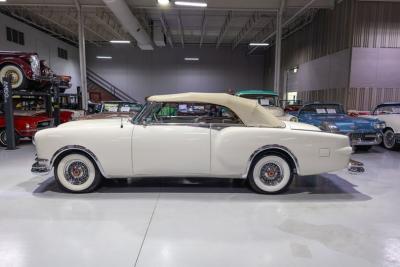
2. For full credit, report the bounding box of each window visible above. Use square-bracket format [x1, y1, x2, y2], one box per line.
[374, 105, 400, 115]
[6, 27, 24, 45]
[143, 102, 243, 125]
[58, 47, 68, 60]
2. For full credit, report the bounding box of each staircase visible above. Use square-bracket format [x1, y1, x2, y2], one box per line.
[86, 68, 137, 102]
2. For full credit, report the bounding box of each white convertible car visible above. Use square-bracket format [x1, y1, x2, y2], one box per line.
[360, 102, 400, 150]
[32, 93, 352, 194]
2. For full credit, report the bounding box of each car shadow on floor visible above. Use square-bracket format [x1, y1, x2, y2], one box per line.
[32, 173, 371, 202]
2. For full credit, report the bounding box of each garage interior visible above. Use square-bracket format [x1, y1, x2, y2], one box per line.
[1, 0, 400, 266]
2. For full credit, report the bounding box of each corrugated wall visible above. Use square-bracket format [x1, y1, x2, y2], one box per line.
[264, 0, 400, 110]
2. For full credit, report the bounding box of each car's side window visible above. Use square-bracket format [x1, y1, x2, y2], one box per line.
[143, 102, 243, 125]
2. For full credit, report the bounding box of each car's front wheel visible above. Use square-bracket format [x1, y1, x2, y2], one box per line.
[248, 154, 294, 194]
[383, 129, 400, 150]
[54, 153, 103, 193]
[0, 128, 20, 147]
[0, 64, 28, 90]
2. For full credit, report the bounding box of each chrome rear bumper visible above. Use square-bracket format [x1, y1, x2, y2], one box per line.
[349, 132, 382, 146]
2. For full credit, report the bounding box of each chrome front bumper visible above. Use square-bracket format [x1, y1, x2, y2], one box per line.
[349, 132, 382, 146]
[31, 157, 50, 175]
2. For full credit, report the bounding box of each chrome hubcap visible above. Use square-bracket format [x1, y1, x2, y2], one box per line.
[5, 70, 20, 85]
[64, 161, 89, 185]
[260, 162, 283, 186]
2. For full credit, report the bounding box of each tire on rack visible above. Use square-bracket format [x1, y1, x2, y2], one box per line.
[383, 128, 400, 150]
[54, 152, 103, 193]
[0, 128, 20, 147]
[247, 153, 294, 194]
[0, 64, 28, 90]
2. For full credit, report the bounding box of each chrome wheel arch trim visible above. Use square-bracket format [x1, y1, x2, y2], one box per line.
[50, 145, 109, 178]
[242, 144, 299, 178]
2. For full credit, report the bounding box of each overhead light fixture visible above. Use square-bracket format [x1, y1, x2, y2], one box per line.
[110, 40, 131, 44]
[174, 1, 207, 7]
[96, 56, 112, 59]
[0, 0, 6, 2]
[293, 67, 298, 73]
[185, 57, 199, 61]
[249, 43, 270, 47]
[157, 0, 170, 6]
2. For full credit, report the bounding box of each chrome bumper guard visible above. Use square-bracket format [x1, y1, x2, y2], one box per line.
[348, 159, 365, 174]
[349, 132, 382, 146]
[31, 157, 50, 175]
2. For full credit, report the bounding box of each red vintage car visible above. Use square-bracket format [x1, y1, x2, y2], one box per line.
[0, 110, 53, 147]
[0, 51, 71, 92]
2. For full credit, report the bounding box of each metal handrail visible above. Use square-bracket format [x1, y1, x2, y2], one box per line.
[86, 68, 137, 102]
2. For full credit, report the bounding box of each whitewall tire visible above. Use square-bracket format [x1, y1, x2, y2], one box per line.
[55, 153, 102, 193]
[383, 129, 399, 150]
[248, 154, 293, 194]
[0, 64, 28, 90]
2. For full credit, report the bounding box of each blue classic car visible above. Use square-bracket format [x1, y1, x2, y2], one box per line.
[297, 103, 386, 151]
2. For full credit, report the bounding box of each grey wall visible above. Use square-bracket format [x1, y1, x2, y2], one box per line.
[0, 13, 81, 92]
[87, 45, 265, 102]
[287, 49, 350, 92]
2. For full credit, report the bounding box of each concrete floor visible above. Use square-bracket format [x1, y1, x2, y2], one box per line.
[0, 143, 400, 267]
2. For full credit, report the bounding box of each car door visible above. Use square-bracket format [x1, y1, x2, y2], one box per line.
[132, 102, 211, 176]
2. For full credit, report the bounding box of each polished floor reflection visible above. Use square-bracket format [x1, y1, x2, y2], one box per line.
[0, 143, 399, 267]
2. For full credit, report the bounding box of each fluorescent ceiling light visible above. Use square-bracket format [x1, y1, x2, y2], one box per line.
[185, 57, 199, 61]
[158, 0, 170, 6]
[110, 40, 131, 44]
[249, 43, 270, 47]
[96, 56, 112, 59]
[175, 1, 207, 7]
[0, 0, 6, 2]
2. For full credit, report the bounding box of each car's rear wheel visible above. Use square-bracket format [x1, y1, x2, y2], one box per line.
[54, 153, 103, 193]
[248, 154, 294, 194]
[0, 64, 28, 90]
[383, 129, 400, 150]
[0, 128, 20, 147]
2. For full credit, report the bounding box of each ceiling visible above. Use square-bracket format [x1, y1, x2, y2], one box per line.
[0, 0, 334, 52]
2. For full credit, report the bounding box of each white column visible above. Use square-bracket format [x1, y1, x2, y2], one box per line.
[274, 0, 286, 97]
[75, 0, 88, 110]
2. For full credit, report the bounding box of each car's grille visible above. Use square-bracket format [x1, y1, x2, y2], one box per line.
[350, 133, 377, 141]
[37, 120, 52, 129]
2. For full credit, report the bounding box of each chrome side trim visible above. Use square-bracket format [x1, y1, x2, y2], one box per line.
[49, 145, 109, 178]
[242, 144, 299, 178]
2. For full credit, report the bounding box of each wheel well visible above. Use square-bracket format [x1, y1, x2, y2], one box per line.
[251, 148, 297, 174]
[383, 127, 394, 133]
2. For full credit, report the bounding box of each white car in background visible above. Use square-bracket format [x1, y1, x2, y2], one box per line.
[32, 93, 352, 194]
[235, 90, 299, 122]
[360, 102, 400, 150]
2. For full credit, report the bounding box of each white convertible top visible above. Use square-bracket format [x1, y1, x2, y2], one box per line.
[148, 92, 285, 128]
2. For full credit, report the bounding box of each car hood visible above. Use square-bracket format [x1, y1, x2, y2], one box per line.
[303, 114, 378, 131]
[285, 121, 321, 131]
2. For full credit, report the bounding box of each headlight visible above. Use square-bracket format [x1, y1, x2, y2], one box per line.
[25, 123, 31, 129]
[374, 122, 386, 129]
[320, 121, 339, 133]
[30, 55, 41, 77]
[290, 116, 298, 122]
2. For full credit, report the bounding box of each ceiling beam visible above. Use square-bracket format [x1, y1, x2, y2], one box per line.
[232, 12, 261, 49]
[199, 10, 207, 47]
[89, 10, 127, 40]
[160, 13, 174, 48]
[177, 11, 185, 48]
[66, 10, 110, 42]
[216, 11, 233, 48]
[248, 0, 318, 54]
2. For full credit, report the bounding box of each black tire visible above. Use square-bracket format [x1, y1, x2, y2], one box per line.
[54, 152, 103, 193]
[248, 153, 294, 194]
[0, 128, 20, 147]
[0, 64, 28, 90]
[383, 129, 400, 151]
[354, 145, 372, 152]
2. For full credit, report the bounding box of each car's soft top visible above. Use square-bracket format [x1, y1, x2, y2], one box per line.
[147, 92, 285, 128]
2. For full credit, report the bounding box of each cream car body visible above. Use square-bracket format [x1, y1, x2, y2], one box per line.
[32, 93, 352, 193]
[360, 102, 400, 149]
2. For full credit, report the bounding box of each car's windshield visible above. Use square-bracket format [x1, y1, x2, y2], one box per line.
[374, 104, 400, 115]
[299, 104, 345, 115]
[239, 94, 278, 107]
[102, 102, 142, 113]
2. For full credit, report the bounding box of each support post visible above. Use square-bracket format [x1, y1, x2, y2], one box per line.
[52, 83, 60, 126]
[274, 0, 286, 97]
[2, 76, 16, 150]
[75, 0, 88, 111]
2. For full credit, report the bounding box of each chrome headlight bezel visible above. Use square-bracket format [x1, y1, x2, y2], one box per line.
[30, 55, 41, 78]
[290, 116, 298, 122]
[320, 121, 340, 133]
[374, 121, 386, 129]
